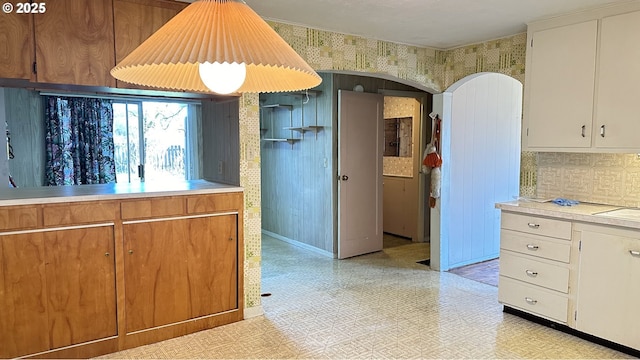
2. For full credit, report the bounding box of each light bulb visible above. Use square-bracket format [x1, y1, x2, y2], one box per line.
[198, 61, 247, 94]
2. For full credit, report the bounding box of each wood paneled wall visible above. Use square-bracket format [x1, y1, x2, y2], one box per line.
[260, 73, 334, 253]
[3, 88, 45, 188]
[201, 99, 240, 186]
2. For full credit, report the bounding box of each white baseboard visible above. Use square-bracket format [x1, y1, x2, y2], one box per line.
[244, 305, 264, 319]
[262, 230, 335, 258]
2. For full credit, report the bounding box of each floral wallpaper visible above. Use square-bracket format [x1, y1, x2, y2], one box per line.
[239, 22, 530, 314]
[383, 97, 418, 178]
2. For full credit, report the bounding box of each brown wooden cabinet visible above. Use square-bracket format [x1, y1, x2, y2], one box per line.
[0, 225, 117, 359]
[0, 12, 34, 80]
[0, 0, 187, 89]
[0, 233, 49, 358]
[0, 190, 243, 358]
[113, 0, 186, 90]
[44, 226, 117, 349]
[34, 0, 116, 87]
[123, 214, 238, 332]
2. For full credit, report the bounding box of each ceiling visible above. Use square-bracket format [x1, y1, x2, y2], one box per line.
[241, 0, 631, 49]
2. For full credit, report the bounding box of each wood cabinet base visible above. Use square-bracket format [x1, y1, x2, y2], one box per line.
[1, 191, 244, 359]
[121, 310, 243, 350]
[27, 310, 243, 359]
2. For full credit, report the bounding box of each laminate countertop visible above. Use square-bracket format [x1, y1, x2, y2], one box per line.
[0, 180, 243, 206]
[496, 200, 640, 230]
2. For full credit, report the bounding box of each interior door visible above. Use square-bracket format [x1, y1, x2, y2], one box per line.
[337, 90, 383, 259]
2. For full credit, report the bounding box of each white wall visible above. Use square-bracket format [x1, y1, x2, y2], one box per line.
[431, 72, 522, 270]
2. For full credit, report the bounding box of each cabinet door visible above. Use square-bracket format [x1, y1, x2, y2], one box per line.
[44, 226, 117, 349]
[113, 0, 186, 90]
[0, 233, 49, 358]
[524, 20, 597, 149]
[123, 214, 238, 333]
[34, 0, 115, 87]
[594, 10, 640, 150]
[576, 230, 640, 350]
[0, 12, 34, 80]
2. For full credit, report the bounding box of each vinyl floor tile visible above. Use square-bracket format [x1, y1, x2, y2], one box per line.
[97, 234, 632, 359]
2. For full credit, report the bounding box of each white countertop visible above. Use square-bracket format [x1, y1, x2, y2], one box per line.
[0, 180, 243, 206]
[496, 200, 640, 230]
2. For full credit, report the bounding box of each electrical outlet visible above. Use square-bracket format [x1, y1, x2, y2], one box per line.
[217, 160, 223, 174]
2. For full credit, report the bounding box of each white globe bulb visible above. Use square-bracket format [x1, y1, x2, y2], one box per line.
[198, 62, 247, 94]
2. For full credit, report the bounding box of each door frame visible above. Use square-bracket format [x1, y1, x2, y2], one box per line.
[378, 90, 432, 244]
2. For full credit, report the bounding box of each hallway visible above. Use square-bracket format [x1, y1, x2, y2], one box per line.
[99, 235, 629, 359]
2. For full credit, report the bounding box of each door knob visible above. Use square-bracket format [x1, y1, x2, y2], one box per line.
[341, 175, 349, 181]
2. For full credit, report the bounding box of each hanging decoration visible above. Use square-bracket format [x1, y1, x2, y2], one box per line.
[422, 113, 442, 208]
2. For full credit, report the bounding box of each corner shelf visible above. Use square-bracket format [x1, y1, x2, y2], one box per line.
[262, 138, 300, 145]
[283, 126, 324, 134]
[259, 90, 323, 146]
[261, 104, 293, 110]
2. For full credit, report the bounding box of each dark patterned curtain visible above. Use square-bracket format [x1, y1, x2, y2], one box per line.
[44, 96, 116, 186]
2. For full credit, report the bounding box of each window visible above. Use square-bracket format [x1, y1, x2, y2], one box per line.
[384, 117, 413, 157]
[113, 100, 199, 183]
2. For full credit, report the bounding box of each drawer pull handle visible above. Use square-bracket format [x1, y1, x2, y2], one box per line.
[525, 270, 538, 277]
[526, 244, 539, 251]
[527, 223, 540, 229]
[525, 297, 537, 305]
[630, 250, 640, 257]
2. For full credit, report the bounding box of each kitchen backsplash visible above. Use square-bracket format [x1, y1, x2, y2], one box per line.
[537, 152, 640, 207]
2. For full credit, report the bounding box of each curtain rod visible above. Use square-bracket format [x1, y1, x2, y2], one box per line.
[38, 91, 203, 104]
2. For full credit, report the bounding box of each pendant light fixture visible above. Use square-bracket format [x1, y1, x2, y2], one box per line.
[111, 0, 322, 94]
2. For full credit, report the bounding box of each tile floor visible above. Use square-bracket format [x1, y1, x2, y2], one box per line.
[98, 235, 631, 359]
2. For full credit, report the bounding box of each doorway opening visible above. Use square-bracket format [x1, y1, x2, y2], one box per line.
[259, 71, 432, 265]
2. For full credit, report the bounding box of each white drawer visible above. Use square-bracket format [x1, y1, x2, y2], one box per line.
[498, 276, 568, 323]
[501, 229, 571, 263]
[499, 251, 570, 293]
[501, 212, 571, 239]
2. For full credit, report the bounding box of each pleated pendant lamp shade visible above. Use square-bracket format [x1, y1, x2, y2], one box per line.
[111, 0, 322, 94]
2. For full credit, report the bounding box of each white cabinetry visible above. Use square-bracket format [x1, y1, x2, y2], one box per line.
[497, 205, 640, 354]
[525, 20, 597, 149]
[523, 3, 640, 152]
[574, 224, 640, 351]
[594, 11, 640, 150]
[498, 212, 572, 323]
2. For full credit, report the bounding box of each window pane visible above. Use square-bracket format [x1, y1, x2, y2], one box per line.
[127, 103, 141, 183]
[142, 102, 187, 183]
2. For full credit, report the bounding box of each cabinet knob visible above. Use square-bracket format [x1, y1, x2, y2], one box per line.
[630, 250, 640, 257]
[229, 237, 234, 241]
[526, 244, 539, 251]
[128, 250, 134, 255]
[524, 297, 538, 305]
[525, 270, 538, 277]
[105, 252, 110, 257]
[527, 223, 540, 229]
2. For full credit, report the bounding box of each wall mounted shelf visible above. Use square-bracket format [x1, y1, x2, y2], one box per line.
[259, 90, 323, 146]
[262, 138, 300, 145]
[282, 125, 324, 134]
